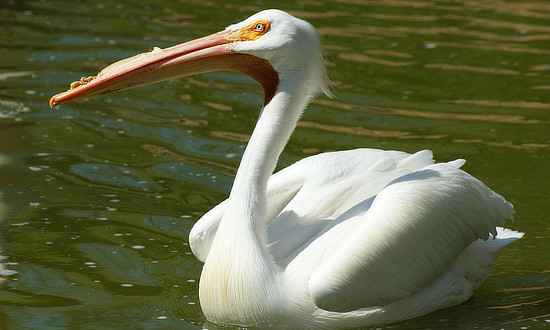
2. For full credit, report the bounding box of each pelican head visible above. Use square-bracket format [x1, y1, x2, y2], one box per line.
[49, 9, 330, 108]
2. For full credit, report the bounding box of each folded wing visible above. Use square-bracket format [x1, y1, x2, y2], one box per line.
[190, 149, 435, 262]
[298, 162, 514, 312]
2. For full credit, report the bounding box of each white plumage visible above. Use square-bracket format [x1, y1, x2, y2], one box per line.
[191, 148, 521, 328]
[188, 10, 522, 329]
[49, 9, 523, 329]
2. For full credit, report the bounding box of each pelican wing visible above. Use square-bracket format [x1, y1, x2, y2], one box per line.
[266, 149, 435, 260]
[288, 162, 514, 312]
[190, 149, 435, 261]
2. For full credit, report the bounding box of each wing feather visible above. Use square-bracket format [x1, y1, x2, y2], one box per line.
[191, 148, 436, 262]
[296, 163, 514, 312]
[267, 149, 435, 260]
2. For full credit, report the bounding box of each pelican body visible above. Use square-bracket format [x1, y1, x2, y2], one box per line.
[50, 9, 522, 329]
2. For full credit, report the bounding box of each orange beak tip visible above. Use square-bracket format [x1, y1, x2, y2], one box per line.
[49, 94, 61, 108]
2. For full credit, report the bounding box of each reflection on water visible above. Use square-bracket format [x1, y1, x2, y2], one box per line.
[1, 0, 549, 329]
[0, 154, 19, 282]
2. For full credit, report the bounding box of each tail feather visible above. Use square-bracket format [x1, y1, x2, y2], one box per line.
[453, 226, 523, 291]
[491, 227, 524, 248]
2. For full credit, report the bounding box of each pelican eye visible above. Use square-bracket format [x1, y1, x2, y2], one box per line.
[230, 20, 271, 41]
[249, 20, 270, 37]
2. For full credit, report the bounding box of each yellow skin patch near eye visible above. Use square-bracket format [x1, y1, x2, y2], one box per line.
[229, 20, 271, 42]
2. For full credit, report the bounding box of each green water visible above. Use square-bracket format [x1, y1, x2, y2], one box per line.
[1, 0, 549, 329]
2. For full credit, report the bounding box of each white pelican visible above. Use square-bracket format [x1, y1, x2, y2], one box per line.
[50, 9, 523, 329]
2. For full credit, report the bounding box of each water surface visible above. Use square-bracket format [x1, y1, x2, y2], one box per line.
[1, 0, 549, 329]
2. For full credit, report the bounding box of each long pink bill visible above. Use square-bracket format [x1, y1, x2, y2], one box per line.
[49, 30, 279, 107]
